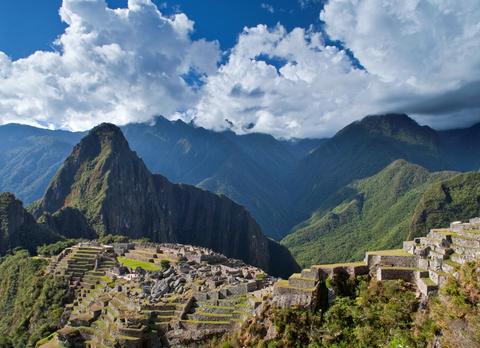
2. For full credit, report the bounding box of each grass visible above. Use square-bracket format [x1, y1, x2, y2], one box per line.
[421, 277, 436, 286]
[36, 332, 58, 346]
[313, 261, 366, 268]
[275, 279, 317, 292]
[366, 249, 411, 256]
[443, 259, 461, 269]
[380, 266, 419, 271]
[290, 273, 317, 281]
[117, 257, 160, 271]
[181, 319, 231, 325]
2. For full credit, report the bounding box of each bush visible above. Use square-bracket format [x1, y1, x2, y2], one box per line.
[37, 239, 78, 256]
[98, 234, 129, 244]
[0, 250, 69, 346]
[160, 259, 171, 270]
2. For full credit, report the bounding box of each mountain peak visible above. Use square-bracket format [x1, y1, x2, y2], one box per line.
[30, 126, 299, 277]
[90, 122, 122, 135]
[87, 123, 128, 147]
[336, 113, 439, 150]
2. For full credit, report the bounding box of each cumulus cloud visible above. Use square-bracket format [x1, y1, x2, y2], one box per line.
[1, 0, 479, 137]
[321, 0, 480, 123]
[185, 0, 480, 137]
[182, 25, 375, 138]
[0, 0, 220, 130]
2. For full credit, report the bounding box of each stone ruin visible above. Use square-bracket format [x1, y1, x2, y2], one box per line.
[274, 217, 480, 310]
[40, 241, 274, 348]
[38, 217, 480, 347]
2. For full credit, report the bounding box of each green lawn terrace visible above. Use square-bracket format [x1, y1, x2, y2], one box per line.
[274, 217, 480, 310]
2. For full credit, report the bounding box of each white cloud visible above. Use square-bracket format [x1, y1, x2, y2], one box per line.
[321, 0, 480, 127]
[261, 3, 275, 14]
[184, 0, 480, 138]
[1, 0, 479, 137]
[183, 25, 376, 138]
[0, 0, 220, 130]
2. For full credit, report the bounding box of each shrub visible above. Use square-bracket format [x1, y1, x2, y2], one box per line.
[98, 234, 129, 244]
[160, 259, 171, 270]
[37, 239, 78, 256]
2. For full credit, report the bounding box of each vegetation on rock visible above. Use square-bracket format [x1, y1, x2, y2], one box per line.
[409, 172, 480, 238]
[283, 160, 453, 267]
[0, 250, 69, 347]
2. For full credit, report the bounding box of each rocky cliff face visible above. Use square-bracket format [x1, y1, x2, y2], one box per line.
[0, 192, 58, 255]
[31, 124, 299, 277]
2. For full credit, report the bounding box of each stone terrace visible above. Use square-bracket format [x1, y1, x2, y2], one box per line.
[40, 242, 274, 348]
[274, 217, 480, 309]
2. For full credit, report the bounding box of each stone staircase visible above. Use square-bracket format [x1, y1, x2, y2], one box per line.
[182, 294, 250, 331]
[403, 219, 480, 295]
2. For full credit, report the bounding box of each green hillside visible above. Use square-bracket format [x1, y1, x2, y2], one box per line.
[282, 160, 454, 267]
[409, 172, 480, 239]
[0, 250, 69, 347]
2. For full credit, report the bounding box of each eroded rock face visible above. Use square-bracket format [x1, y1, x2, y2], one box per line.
[0, 192, 58, 255]
[31, 124, 299, 277]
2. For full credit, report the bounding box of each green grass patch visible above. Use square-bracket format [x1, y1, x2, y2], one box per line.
[367, 249, 411, 256]
[313, 261, 366, 268]
[117, 257, 160, 271]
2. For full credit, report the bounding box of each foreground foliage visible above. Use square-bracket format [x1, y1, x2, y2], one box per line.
[0, 250, 69, 347]
[216, 260, 480, 348]
[427, 260, 480, 347]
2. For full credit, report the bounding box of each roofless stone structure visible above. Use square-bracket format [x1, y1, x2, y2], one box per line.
[274, 217, 480, 309]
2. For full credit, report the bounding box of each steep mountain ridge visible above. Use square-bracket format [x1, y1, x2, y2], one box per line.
[292, 114, 448, 221]
[30, 123, 299, 277]
[283, 160, 456, 267]
[1, 114, 480, 241]
[0, 192, 59, 255]
[409, 172, 480, 238]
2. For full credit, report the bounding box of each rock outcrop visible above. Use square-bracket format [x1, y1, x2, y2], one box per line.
[31, 124, 299, 277]
[0, 192, 59, 255]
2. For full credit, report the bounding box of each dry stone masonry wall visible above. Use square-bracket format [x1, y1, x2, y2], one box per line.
[40, 242, 274, 348]
[274, 217, 480, 310]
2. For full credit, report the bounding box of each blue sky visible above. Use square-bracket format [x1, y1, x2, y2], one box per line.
[0, 0, 326, 60]
[0, 0, 478, 137]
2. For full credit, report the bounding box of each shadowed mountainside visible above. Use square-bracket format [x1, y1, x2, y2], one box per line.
[29, 123, 299, 277]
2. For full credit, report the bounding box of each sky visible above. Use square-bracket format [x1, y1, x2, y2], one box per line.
[0, 0, 479, 138]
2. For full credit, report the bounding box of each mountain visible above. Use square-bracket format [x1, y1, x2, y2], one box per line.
[282, 160, 455, 266]
[292, 114, 448, 221]
[0, 192, 59, 255]
[438, 123, 480, 171]
[30, 123, 299, 277]
[1, 114, 480, 241]
[0, 118, 324, 239]
[0, 124, 83, 204]
[122, 118, 313, 239]
[409, 172, 480, 238]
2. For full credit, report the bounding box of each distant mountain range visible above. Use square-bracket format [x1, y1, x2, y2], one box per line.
[1, 114, 480, 267]
[1, 124, 299, 277]
[0, 119, 324, 239]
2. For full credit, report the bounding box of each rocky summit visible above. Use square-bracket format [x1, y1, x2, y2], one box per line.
[29, 123, 299, 278]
